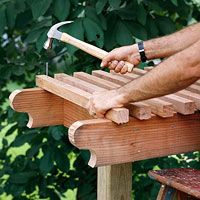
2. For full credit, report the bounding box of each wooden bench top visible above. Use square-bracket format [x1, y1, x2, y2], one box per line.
[9, 67, 200, 167]
[148, 168, 200, 199]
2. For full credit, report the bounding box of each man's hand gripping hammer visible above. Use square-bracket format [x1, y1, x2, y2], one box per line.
[44, 21, 134, 73]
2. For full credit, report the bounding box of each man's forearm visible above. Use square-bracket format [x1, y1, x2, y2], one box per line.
[118, 40, 200, 104]
[144, 22, 200, 60]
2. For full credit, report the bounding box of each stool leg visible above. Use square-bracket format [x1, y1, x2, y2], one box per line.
[157, 185, 176, 200]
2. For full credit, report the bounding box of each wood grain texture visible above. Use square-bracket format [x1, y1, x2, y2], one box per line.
[186, 84, 200, 94]
[93, 70, 175, 117]
[149, 169, 200, 199]
[161, 94, 196, 115]
[97, 163, 132, 200]
[70, 73, 151, 120]
[68, 113, 200, 167]
[176, 90, 200, 109]
[74, 72, 119, 89]
[9, 88, 63, 128]
[36, 75, 129, 124]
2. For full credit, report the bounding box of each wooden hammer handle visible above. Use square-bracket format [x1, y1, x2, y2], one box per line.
[61, 33, 134, 73]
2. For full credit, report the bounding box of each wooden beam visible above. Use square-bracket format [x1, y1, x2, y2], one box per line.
[56, 73, 151, 120]
[186, 84, 200, 95]
[92, 70, 130, 85]
[161, 94, 196, 115]
[36, 75, 129, 124]
[176, 90, 200, 109]
[9, 88, 63, 128]
[55, 73, 105, 93]
[97, 163, 132, 200]
[92, 70, 175, 117]
[74, 72, 119, 89]
[111, 69, 196, 115]
[68, 113, 200, 167]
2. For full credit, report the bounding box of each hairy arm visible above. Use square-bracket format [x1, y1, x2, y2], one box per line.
[145, 22, 200, 60]
[101, 22, 200, 74]
[88, 40, 200, 117]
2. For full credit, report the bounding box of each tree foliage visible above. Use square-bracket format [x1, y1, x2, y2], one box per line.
[0, 0, 200, 199]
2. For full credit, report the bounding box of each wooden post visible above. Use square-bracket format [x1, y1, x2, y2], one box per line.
[97, 163, 132, 200]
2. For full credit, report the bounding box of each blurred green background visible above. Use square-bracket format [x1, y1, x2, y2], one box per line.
[0, 0, 200, 199]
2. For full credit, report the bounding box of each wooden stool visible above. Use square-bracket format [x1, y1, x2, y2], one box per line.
[148, 168, 200, 199]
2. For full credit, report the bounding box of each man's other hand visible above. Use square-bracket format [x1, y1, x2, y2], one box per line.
[87, 90, 126, 118]
[101, 44, 141, 74]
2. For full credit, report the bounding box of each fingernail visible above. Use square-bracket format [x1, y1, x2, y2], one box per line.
[100, 62, 104, 68]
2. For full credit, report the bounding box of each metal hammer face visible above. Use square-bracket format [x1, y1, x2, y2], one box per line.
[44, 21, 73, 50]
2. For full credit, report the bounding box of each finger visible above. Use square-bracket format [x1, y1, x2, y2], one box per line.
[114, 61, 125, 73]
[95, 112, 105, 118]
[120, 65, 128, 74]
[101, 53, 116, 68]
[108, 60, 118, 70]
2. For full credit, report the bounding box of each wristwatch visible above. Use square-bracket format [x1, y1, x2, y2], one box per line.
[137, 41, 147, 62]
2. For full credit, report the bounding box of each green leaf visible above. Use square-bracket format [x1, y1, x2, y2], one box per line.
[9, 171, 37, 184]
[12, 132, 36, 147]
[156, 17, 176, 35]
[6, 1, 16, 29]
[62, 19, 84, 54]
[0, 5, 6, 35]
[36, 29, 48, 52]
[83, 18, 104, 48]
[31, 0, 52, 19]
[146, 17, 159, 38]
[136, 3, 147, 26]
[96, 0, 107, 14]
[109, 0, 121, 9]
[53, 0, 70, 21]
[25, 28, 46, 43]
[104, 13, 117, 50]
[117, 6, 136, 20]
[39, 149, 54, 175]
[54, 148, 70, 172]
[125, 21, 147, 40]
[115, 21, 133, 46]
[171, 0, 178, 6]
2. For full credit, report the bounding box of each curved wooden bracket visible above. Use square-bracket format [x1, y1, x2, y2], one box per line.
[9, 87, 94, 128]
[69, 114, 200, 167]
[9, 88, 63, 128]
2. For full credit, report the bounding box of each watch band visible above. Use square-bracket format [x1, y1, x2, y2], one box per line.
[137, 41, 147, 62]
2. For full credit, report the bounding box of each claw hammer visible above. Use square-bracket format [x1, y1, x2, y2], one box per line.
[44, 21, 134, 73]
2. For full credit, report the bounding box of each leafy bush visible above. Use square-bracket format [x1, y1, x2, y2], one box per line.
[0, 0, 200, 199]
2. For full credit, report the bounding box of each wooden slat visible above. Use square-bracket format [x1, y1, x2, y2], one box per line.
[36, 75, 129, 124]
[55, 73, 105, 93]
[161, 94, 196, 115]
[186, 84, 200, 94]
[9, 88, 63, 128]
[93, 70, 175, 117]
[143, 98, 174, 118]
[176, 90, 200, 109]
[113, 69, 197, 115]
[110, 70, 140, 80]
[98, 163, 132, 200]
[74, 72, 119, 89]
[92, 70, 130, 85]
[68, 113, 200, 167]
[72, 73, 151, 120]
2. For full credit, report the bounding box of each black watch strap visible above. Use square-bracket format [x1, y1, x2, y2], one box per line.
[138, 41, 147, 62]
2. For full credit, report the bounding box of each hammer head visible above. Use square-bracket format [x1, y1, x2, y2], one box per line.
[44, 21, 73, 50]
